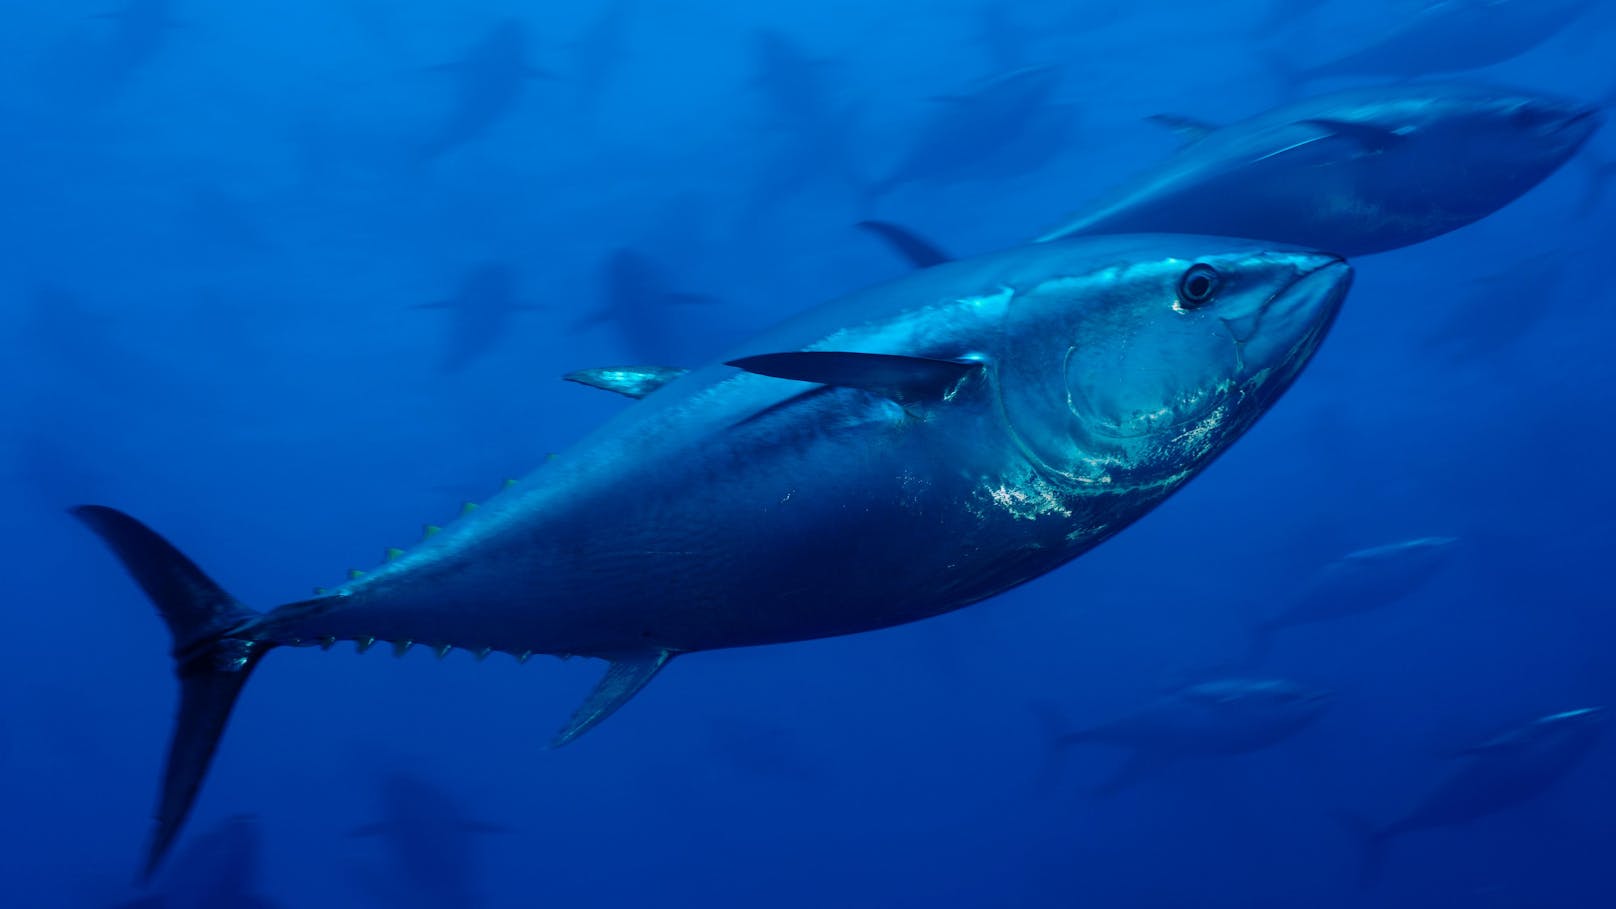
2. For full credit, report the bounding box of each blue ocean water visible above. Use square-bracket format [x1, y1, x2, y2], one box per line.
[2, 1, 1613, 906]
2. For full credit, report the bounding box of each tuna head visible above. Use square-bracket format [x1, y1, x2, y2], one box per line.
[1523, 707, 1608, 754]
[1401, 88, 1601, 224]
[995, 236, 1351, 493]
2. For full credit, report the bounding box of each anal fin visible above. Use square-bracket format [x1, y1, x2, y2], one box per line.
[551, 650, 673, 747]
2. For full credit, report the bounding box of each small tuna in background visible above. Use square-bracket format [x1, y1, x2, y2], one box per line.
[1037, 678, 1333, 795]
[78, 0, 181, 99]
[742, 28, 867, 209]
[570, 247, 721, 365]
[1246, 536, 1459, 666]
[856, 84, 1602, 263]
[351, 773, 508, 909]
[865, 64, 1070, 202]
[1347, 707, 1606, 886]
[413, 262, 544, 374]
[417, 18, 553, 163]
[569, 0, 638, 123]
[1420, 249, 1591, 363]
[1280, 0, 1593, 85]
[1039, 83, 1602, 256]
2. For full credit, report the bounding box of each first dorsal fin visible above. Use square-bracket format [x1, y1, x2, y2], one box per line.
[1145, 113, 1220, 144]
[550, 650, 673, 747]
[726, 351, 981, 406]
[563, 365, 689, 399]
[855, 220, 955, 269]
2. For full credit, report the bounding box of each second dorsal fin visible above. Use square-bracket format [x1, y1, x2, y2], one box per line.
[563, 365, 689, 399]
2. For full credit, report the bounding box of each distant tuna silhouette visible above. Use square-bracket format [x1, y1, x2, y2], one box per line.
[570, 247, 720, 364]
[413, 262, 544, 373]
[418, 18, 554, 162]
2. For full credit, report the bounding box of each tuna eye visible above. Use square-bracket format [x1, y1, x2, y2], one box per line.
[1178, 264, 1219, 308]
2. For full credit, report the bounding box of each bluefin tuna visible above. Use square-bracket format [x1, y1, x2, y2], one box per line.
[352, 774, 506, 909]
[1040, 678, 1333, 794]
[570, 248, 719, 364]
[75, 234, 1351, 876]
[85, 0, 180, 94]
[569, 0, 637, 121]
[863, 84, 1600, 260]
[1292, 0, 1591, 84]
[1247, 536, 1459, 665]
[412, 262, 543, 374]
[746, 29, 864, 202]
[1422, 249, 1587, 361]
[866, 65, 1067, 201]
[1351, 707, 1606, 885]
[1042, 83, 1601, 255]
[418, 18, 551, 162]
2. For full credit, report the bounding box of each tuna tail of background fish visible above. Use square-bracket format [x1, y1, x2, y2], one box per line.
[1027, 701, 1078, 793]
[72, 506, 273, 881]
[1337, 813, 1394, 889]
[1580, 156, 1616, 218]
[1241, 618, 1283, 669]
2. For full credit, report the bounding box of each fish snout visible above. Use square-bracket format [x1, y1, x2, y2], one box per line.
[1302, 688, 1336, 711]
[1518, 99, 1603, 147]
[1559, 105, 1603, 141]
[1577, 705, 1609, 725]
[1219, 254, 1351, 357]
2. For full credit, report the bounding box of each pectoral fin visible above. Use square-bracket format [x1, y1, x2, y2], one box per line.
[551, 650, 673, 747]
[564, 365, 689, 399]
[1145, 113, 1219, 144]
[1296, 118, 1405, 153]
[726, 351, 980, 405]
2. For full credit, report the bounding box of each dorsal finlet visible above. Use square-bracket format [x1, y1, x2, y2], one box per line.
[393, 640, 413, 657]
[502, 478, 518, 489]
[461, 501, 479, 516]
[319, 637, 336, 651]
[356, 637, 376, 654]
[385, 547, 404, 562]
[474, 647, 492, 661]
[517, 650, 533, 664]
[423, 524, 442, 539]
[347, 568, 366, 581]
[313, 586, 327, 596]
[434, 644, 452, 660]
